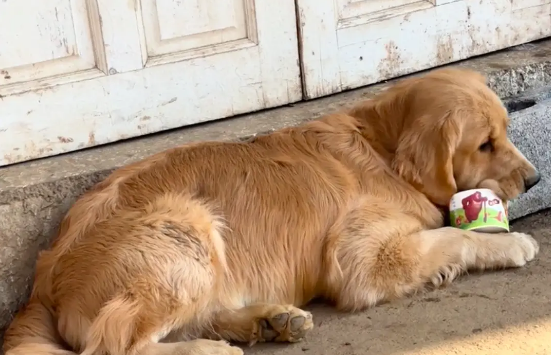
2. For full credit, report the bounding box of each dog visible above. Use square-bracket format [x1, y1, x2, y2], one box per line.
[3, 67, 541, 355]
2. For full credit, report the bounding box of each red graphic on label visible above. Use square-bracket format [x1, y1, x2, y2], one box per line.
[461, 191, 488, 222]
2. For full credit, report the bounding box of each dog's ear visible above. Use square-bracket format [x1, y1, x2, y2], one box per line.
[392, 112, 462, 206]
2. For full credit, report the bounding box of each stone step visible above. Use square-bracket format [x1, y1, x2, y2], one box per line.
[1, 39, 551, 346]
[507, 95, 551, 220]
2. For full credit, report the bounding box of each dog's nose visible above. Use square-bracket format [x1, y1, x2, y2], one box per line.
[525, 171, 541, 192]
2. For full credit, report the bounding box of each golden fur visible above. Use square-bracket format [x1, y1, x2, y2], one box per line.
[3, 68, 541, 355]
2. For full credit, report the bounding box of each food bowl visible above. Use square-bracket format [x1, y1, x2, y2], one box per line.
[449, 188, 509, 233]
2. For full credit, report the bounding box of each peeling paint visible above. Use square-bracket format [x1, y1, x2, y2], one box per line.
[88, 132, 96, 145]
[57, 136, 74, 143]
[161, 97, 178, 106]
[377, 41, 402, 79]
[436, 35, 454, 64]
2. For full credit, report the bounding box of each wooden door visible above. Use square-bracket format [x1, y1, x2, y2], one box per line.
[0, 0, 302, 166]
[296, 0, 551, 99]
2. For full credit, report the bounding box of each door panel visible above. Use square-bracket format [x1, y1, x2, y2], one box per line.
[0, 0, 102, 87]
[0, 0, 301, 166]
[296, 0, 551, 99]
[95, 0, 145, 73]
[140, 0, 256, 66]
[142, 0, 250, 57]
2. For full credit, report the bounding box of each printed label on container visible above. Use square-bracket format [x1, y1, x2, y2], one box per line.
[449, 189, 509, 233]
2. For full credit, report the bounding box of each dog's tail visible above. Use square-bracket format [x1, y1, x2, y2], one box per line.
[3, 297, 76, 355]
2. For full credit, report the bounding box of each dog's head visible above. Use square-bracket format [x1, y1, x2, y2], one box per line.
[386, 68, 540, 206]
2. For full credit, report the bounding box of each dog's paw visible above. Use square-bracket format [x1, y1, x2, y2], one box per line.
[251, 305, 314, 345]
[509, 232, 539, 266]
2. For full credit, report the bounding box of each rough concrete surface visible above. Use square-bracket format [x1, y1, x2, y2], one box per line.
[2, 39, 551, 350]
[508, 97, 551, 220]
[243, 210, 551, 355]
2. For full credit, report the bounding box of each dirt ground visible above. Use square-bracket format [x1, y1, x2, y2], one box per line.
[244, 209, 551, 355]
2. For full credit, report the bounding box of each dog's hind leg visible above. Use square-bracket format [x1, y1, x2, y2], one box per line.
[75, 198, 244, 355]
[323, 203, 539, 312]
[78, 261, 244, 355]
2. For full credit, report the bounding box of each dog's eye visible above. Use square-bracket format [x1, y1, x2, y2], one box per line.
[479, 140, 493, 152]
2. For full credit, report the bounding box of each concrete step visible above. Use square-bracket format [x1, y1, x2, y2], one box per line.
[2, 38, 551, 346]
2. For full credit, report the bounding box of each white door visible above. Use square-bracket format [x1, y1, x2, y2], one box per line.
[296, 0, 551, 99]
[0, 0, 301, 166]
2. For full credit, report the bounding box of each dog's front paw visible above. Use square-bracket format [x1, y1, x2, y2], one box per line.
[509, 232, 539, 266]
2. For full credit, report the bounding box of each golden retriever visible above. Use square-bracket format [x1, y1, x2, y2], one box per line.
[3, 67, 541, 355]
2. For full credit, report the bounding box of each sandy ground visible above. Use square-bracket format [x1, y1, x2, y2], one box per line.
[244, 209, 551, 355]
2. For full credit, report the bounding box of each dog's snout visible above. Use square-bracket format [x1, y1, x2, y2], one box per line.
[525, 171, 541, 192]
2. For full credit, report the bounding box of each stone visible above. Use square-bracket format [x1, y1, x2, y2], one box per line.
[508, 97, 551, 220]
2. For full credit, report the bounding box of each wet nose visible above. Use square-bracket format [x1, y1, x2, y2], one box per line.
[525, 171, 541, 192]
